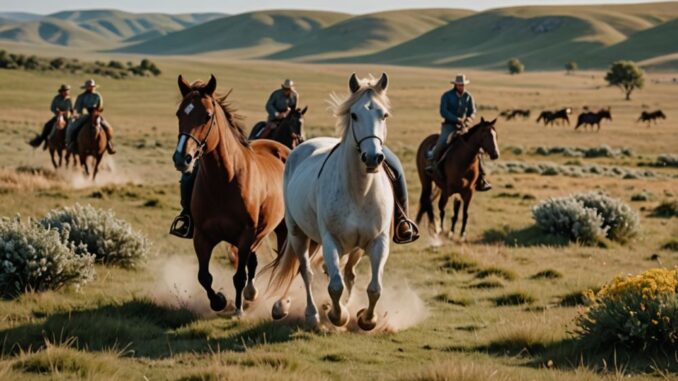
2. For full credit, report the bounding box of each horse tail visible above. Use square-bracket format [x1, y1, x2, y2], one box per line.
[263, 237, 299, 295]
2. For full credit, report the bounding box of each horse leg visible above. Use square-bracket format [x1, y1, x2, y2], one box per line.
[294, 233, 319, 328]
[460, 191, 474, 240]
[243, 252, 258, 302]
[323, 234, 349, 327]
[194, 235, 227, 311]
[438, 192, 449, 236]
[92, 154, 102, 181]
[57, 149, 63, 168]
[416, 172, 434, 228]
[357, 234, 389, 331]
[344, 248, 362, 298]
[451, 198, 461, 236]
[233, 231, 255, 315]
[49, 147, 58, 169]
[81, 154, 89, 176]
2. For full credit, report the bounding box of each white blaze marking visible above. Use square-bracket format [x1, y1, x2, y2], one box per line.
[184, 103, 194, 115]
[176, 135, 187, 155]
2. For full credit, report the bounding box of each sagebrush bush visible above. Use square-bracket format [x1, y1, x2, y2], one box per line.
[651, 200, 678, 218]
[0, 217, 94, 297]
[532, 192, 639, 244]
[40, 204, 149, 268]
[576, 268, 678, 351]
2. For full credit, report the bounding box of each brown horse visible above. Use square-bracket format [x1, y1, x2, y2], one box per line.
[637, 110, 666, 127]
[47, 109, 75, 169]
[75, 107, 108, 180]
[249, 106, 308, 149]
[575, 108, 612, 131]
[172, 74, 289, 314]
[415, 118, 500, 238]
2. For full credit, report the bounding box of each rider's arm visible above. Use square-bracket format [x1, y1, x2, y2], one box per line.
[290, 92, 298, 111]
[74, 95, 83, 115]
[97, 93, 103, 109]
[50, 96, 58, 114]
[439, 92, 458, 123]
[265, 92, 278, 119]
[466, 94, 476, 120]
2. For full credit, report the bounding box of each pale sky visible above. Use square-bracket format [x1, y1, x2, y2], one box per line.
[0, 0, 670, 15]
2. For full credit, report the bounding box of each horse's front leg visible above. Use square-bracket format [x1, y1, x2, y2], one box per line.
[438, 192, 449, 234]
[344, 248, 362, 298]
[233, 230, 255, 315]
[194, 234, 227, 311]
[357, 234, 390, 331]
[57, 149, 63, 168]
[460, 190, 474, 240]
[322, 234, 349, 327]
[80, 154, 89, 176]
[92, 154, 102, 180]
[49, 148, 58, 169]
[451, 198, 461, 236]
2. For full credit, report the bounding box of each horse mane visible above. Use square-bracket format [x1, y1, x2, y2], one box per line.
[328, 75, 391, 138]
[463, 120, 492, 141]
[189, 80, 250, 148]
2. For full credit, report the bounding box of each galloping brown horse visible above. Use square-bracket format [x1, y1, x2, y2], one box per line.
[415, 118, 500, 238]
[75, 107, 108, 180]
[47, 109, 74, 169]
[172, 74, 289, 315]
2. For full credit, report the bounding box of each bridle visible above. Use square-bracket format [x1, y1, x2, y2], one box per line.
[178, 98, 218, 161]
[350, 118, 383, 153]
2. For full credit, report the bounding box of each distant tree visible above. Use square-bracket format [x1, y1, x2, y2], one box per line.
[108, 60, 125, 69]
[605, 60, 644, 100]
[24, 55, 40, 70]
[508, 58, 524, 75]
[148, 63, 161, 76]
[140, 58, 151, 70]
[50, 57, 66, 69]
[565, 61, 578, 74]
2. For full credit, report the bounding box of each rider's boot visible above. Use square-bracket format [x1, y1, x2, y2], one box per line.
[475, 155, 492, 192]
[169, 170, 196, 239]
[106, 141, 116, 155]
[384, 154, 419, 244]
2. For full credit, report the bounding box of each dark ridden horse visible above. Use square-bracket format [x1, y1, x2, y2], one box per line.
[172, 74, 289, 315]
[75, 107, 108, 180]
[249, 106, 308, 149]
[575, 108, 612, 131]
[47, 109, 75, 169]
[637, 110, 666, 127]
[415, 118, 500, 239]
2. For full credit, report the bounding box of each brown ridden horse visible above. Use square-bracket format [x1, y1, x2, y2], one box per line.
[47, 109, 75, 169]
[172, 74, 289, 314]
[248, 106, 308, 149]
[637, 110, 666, 127]
[575, 108, 612, 131]
[75, 107, 108, 180]
[415, 118, 500, 239]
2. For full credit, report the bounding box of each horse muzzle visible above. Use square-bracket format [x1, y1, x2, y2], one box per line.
[361, 151, 385, 173]
[173, 151, 194, 172]
[489, 152, 500, 160]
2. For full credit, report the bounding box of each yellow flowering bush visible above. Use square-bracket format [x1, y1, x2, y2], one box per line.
[577, 268, 678, 350]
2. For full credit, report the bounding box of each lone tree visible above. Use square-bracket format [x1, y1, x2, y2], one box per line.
[565, 61, 577, 74]
[605, 60, 644, 100]
[508, 58, 525, 75]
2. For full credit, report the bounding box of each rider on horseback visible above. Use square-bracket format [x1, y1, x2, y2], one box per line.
[29, 84, 73, 149]
[66, 79, 116, 155]
[252, 79, 299, 139]
[426, 74, 491, 191]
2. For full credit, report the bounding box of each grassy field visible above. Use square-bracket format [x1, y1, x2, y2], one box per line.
[0, 50, 677, 380]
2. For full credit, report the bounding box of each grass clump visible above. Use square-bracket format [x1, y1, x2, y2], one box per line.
[630, 191, 651, 202]
[475, 267, 516, 281]
[441, 254, 477, 273]
[576, 268, 678, 352]
[434, 293, 472, 307]
[493, 292, 535, 306]
[532, 192, 640, 245]
[40, 204, 149, 269]
[651, 200, 678, 218]
[398, 361, 513, 381]
[661, 238, 678, 251]
[530, 269, 563, 280]
[0, 217, 94, 298]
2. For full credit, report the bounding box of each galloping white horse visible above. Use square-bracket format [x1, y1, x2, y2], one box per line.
[267, 73, 393, 330]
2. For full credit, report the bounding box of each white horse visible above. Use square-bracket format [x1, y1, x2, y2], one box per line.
[267, 73, 393, 330]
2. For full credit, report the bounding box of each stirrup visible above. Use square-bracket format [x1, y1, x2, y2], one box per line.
[393, 219, 420, 244]
[169, 215, 193, 238]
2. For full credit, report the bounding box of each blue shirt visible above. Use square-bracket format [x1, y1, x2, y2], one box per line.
[440, 89, 475, 124]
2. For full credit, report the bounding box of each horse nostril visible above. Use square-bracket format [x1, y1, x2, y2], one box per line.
[185, 155, 193, 165]
[376, 153, 385, 164]
[361, 152, 368, 163]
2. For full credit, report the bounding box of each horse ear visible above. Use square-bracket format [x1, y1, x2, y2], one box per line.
[349, 73, 360, 93]
[178, 75, 191, 97]
[203, 74, 217, 96]
[376, 72, 388, 93]
[481, 116, 485, 123]
[301, 106, 308, 115]
[490, 118, 497, 124]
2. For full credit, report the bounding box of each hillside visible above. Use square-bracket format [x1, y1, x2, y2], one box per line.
[118, 10, 349, 56]
[0, 9, 225, 48]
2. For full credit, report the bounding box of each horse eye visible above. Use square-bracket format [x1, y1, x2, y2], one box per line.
[383, 113, 389, 120]
[351, 112, 358, 121]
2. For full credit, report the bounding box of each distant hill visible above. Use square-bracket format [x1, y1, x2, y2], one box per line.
[0, 9, 225, 48]
[0, 12, 43, 23]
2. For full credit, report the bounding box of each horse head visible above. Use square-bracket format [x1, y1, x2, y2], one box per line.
[173, 74, 221, 173]
[54, 109, 68, 130]
[476, 117, 500, 161]
[345, 73, 389, 173]
[280, 106, 307, 148]
[87, 106, 104, 127]
[657, 110, 666, 119]
[601, 107, 612, 121]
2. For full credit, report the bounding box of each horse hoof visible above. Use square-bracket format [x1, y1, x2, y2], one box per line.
[357, 308, 378, 331]
[305, 313, 320, 329]
[446, 231, 455, 240]
[210, 292, 227, 312]
[243, 284, 258, 302]
[328, 306, 349, 327]
[272, 298, 290, 320]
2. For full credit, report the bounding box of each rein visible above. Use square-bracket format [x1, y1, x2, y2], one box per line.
[178, 98, 218, 161]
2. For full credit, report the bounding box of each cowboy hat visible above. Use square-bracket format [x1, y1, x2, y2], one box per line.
[58, 84, 71, 92]
[81, 79, 97, 89]
[281, 79, 294, 89]
[451, 74, 470, 85]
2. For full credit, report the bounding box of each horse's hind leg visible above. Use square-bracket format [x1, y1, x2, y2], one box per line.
[357, 234, 390, 331]
[92, 155, 102, 180]
[80, 154, 89, 176]
[195, 235, 227, 311]
[233, 232, 256, 315]
[451, 198, 461, 236]
[243, 252, 258, 302]
[57, 149, 63, 168]
[416, 174, 435, 228]
[323, 234, 349, 327]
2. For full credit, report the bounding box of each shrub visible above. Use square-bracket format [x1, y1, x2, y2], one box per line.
[662, 239, 678, 252]
[630, 191, 651, 202]
[655, 154, 678, 168]
[576, 268, 678, 350]
[0, 217, 94, 297]
[605, 60, 644, 100]
[532, 192, 639, 244]
[651, 200, 678, 218]
[508, 58, 524, 75]
[40, 204, 149, 269]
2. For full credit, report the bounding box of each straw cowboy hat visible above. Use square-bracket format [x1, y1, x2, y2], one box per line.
[58, 84, 71, 92]
[81, 79, 97, 89]
[451, 74, 470, 85]
[281, 79, 294, 89]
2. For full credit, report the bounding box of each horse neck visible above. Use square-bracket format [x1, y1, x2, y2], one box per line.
[272, 118, 292, 147]
[202, 108, 246, 181]
[450, 130, 483, 168]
